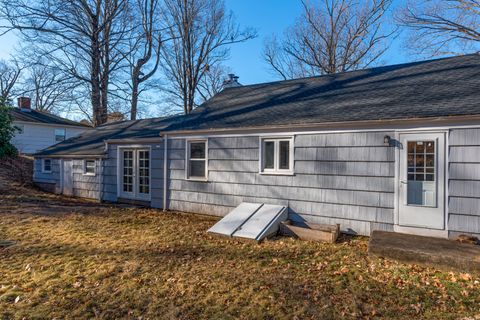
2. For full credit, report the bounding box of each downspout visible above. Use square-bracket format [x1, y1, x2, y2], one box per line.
[163, 134, 168, 211]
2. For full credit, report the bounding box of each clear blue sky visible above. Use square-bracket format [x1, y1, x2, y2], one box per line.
[0, 1, 409, 86]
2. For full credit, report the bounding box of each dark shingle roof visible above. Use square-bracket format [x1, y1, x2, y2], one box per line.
[35, 54, 480, 157]
[173, 53, 480, 131]
[35, 116, 183, 156]
[10, 108, 91, 127]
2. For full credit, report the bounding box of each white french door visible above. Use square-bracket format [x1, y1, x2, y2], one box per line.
[398, 132, 445, 230]
[119, 148, 150, 200]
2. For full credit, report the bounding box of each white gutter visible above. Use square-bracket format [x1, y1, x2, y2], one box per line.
[163, 134, 168, 212]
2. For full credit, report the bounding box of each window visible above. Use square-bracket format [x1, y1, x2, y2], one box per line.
[55, 128, 66, 142]
[260, 137, 294, 174]
[84, 160, 96, 175]
[42, 159, 52, 173]
[138, 150, 150, 194]
[186, 140, 207, 180]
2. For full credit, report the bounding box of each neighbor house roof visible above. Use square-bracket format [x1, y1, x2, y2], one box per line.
[10, 108, 91, 127]
[35, 53, 480, 157]
[172, 53, 480, 131]
[34, 116, 183, 156]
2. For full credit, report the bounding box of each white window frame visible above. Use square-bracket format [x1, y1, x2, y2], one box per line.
[83, 159, 96, 176]
[259, 136, 294, 175]
[185, 139, 208, 181]
[42, 158, 52, 173]
[55, 128, 66, 142]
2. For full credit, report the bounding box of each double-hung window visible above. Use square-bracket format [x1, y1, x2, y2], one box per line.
[186, 140, 207, 180]
[55, 128, 66, 142]
[84, 159, 96, 175]
[260, 137, 294, 174]
[42, 159, 52, 173]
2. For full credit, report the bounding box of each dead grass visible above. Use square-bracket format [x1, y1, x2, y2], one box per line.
[1, 182, 480, 319]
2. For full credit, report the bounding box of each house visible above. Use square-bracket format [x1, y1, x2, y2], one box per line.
[10, 97, 91, 154]
[33, 54, 480, 239]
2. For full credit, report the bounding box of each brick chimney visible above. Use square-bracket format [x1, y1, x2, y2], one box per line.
[18, 97, 31, 112]
[222, 74, 242, 89]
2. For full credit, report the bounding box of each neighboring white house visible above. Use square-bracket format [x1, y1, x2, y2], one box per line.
[10, 97, 91, 155]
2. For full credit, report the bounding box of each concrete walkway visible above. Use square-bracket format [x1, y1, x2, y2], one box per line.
[368, 231, 480, 273]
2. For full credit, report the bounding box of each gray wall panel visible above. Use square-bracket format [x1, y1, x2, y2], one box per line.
[448, 129, 480, 235]
[167, 133, 395, 236]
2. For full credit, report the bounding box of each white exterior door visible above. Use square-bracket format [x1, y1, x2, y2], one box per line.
[62, 159, 73, 196]
[398, 132, 445, 230]
[119, 148, 151, 200]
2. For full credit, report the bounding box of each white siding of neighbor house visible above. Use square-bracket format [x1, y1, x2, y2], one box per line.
[448, 129, 480, 238]
[11, 122, 87, 154]
[166, 132, 396, 236]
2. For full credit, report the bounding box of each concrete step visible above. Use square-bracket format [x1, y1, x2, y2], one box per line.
[368, 230, 480, 273]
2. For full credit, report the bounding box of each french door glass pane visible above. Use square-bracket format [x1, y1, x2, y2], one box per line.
[138, 150, 150, 194]
[123, 151, 133, 192]
[279, 140, 290, 169]
[406, 141, 436, 206]
[264, 141, 274, 169]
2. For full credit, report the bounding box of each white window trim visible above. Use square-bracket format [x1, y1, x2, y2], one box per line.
[42, 158, 52, 173]
[55, 128, 66, 142]
[83, 159, 96, 176]
[259, 136, 294, 175]
[185, 139, 208, 181]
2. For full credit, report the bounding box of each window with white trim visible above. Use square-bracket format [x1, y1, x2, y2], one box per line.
[55, 128, 66, 142]
[42, 159, 52, 173]
[186, 140, 207, 180]
[84, 159, 96, 175]
[260, 137, 294, 174]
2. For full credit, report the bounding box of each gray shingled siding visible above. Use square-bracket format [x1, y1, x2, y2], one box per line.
[33, 158, 61, 193]
[448, 129, 480, 238]
[167, 132, 395, 236]
[71, 159, 102, 199]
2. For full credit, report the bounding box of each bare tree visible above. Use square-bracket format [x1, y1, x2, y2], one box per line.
[264, 0, 394, 80]
[122, 0, 164, 120]
[20, 62, 78, 113]
[398, 0, 480, 57]
[0, 0, 131, 126]
[0, 59, 22, 102]
[161, 0, 256, 114]
[197, 64, 231, 103]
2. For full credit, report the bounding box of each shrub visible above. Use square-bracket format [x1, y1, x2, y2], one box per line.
[0, 98, 18, 159]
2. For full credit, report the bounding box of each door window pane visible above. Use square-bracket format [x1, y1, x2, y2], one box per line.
[123, 151, 133, 192]
[279, 140, 290, 170]
[138, 150, 150, 194]
[406, 140, 436, 206]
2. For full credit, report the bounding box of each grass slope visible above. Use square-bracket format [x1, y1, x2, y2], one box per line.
[1, 181, 480, 319]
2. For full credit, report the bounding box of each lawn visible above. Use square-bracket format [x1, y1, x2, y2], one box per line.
[1, 181, 480, 319]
